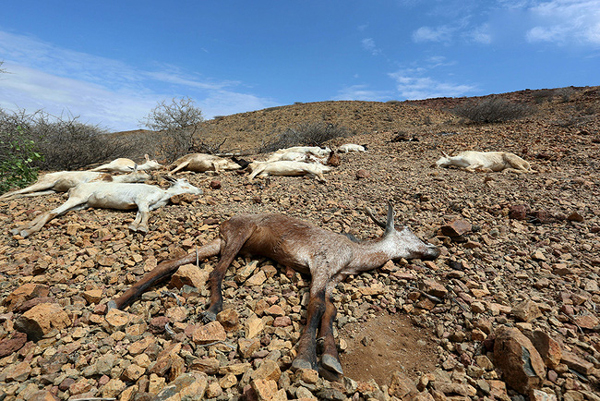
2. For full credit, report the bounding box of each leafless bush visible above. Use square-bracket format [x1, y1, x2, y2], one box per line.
[259, 121, 352, 153]
[0, 109, 136, 171]
[140, 97, 205, 160]
[451, 97, 535, 123]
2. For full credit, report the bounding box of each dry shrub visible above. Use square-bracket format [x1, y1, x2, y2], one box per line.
[259, 121, 352, 153]
[451, 97, 535, 123]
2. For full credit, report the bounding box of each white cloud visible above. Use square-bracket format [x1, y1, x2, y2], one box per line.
[466, 24, 493, 44]
[388, 71, 476, 99]
[412, 25, 454, 43]
[0, 31, 277, 131]
[361, 38, 382, 55]
[526, 0, 600, 45]
[333, 85, 391, 101]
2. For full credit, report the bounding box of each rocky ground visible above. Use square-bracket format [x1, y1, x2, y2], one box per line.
[1, 87, 599, 400]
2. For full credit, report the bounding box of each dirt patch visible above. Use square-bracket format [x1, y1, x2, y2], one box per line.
[339, 312, 439, 386]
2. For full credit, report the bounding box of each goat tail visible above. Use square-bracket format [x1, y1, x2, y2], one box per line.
[109, 238, 222, 310]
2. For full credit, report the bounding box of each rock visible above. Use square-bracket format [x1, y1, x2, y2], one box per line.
[14, 303, 71, 341]
[252, 359, 281, 382]
[217, 308, 240, 331]
[355, 169, 370, 179]
[420, 279, 448, 299]
[101, 378, 126, 398]
[82, 289, 103, 304]
[104, 308, 135, 332]
[561, 351, 594, 375]
[509, 204, 529, 220]
[388, 370, 418, 399]
[210, 180, 222, 189]
[246, 315, 265, 339]
[192, 321, 227, 344]
[239, 337, 261, 358]
[3, 283, 50, 312]
[440, 219, 472, 237]
[154, 372, 208, 400]
[512, 299, 542, 322]
[493, 326, 546, 394]
[527, 330, 562, 369]
[567, 211, 584, 222]
[0, 331, 28, 357]
[572, 314, 599, 329]
[251, 378, 279, 401]
[169, 263, 209, 289]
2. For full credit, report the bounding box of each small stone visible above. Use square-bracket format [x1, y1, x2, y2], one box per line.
[217, 308, 240, 332]
[355, 169, 370, 179]
[441, 219, 472, 237]
[15, 303, 71, 341]
[252, 359, 281, 382]
[567, 211, 584, 222]
[388, 370, 418, 399]
[512, 299, 543, 322]
[192, 321, 227, 344]
[82, 289, 103, 304]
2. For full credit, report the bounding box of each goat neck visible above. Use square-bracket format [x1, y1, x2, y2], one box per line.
[346, 203, 439, 273]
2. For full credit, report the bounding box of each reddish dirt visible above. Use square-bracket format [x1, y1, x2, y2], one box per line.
[339, 313, 438, 386]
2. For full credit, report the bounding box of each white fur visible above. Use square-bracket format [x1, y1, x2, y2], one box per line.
[0, 170, 151, 200]
[90, 154, 162, 173]
[169, 153, 241, 174]
[248, 161, 331, 182]
[338, 144, 365, 153]
[267, 146, 331, 164]
[436, 151, 535, 174]
[10, 178, 202, 237]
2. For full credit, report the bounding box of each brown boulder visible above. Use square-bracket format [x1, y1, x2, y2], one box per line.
[15, 303, 72, 341]
[493, 326, 546, 394]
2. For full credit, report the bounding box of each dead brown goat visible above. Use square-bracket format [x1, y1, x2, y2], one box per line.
[109, 202, 440, 379]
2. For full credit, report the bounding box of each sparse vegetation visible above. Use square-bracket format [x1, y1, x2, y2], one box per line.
[140, 97, 206, 160]
[259, 121, 352, 153]
[0, 124, 43, 194]
[450, 97, 535, 123]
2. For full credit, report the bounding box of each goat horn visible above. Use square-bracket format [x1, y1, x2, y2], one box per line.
[441, 150, 450, 157]
[385, 201, 396, 234]
[365, 207, 386, 229]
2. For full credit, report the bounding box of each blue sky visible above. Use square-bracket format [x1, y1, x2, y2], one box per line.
[1, 1, 599, 132]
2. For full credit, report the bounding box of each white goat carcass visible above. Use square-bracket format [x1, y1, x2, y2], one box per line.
[248, 161, 331, 182]
[0, 170, 151, 200]
[10, 177, 203, 238]
[90, 154, 162, 173]
[338, 144, 366, 153]
[169, 153, 242, 175]
[436, 151, 536, 174]
[267, 146, 332, 164]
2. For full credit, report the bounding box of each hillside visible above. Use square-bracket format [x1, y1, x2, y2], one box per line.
[0, 86, 599, 400]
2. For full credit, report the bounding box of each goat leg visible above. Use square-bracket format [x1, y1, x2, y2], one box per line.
[109, 239, 221, 310]
[292, 289, 326, 371]
[317, 284, 343, 380]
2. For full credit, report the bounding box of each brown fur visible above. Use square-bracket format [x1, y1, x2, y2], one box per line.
[110, 203, 439, 379]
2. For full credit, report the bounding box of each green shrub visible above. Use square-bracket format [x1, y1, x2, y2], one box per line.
[0, 125, 43, 194]
[259, 121, 352, 153]
[451, 97, 535, 123]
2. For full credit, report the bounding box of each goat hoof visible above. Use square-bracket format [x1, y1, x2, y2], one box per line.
[318, 363, 343, 382]
[106, 300, 117, 311]
[201, 311, 217, 323]
[291, 357, 316, 371]
[321, 354, 344, 375]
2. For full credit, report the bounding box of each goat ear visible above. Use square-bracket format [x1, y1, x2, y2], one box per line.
[145, 154, 150, 161]
[385, 201, 396, 234]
